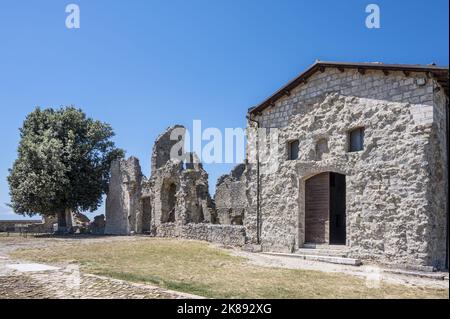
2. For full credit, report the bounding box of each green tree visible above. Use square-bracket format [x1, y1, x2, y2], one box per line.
[7, 107, 124, 226]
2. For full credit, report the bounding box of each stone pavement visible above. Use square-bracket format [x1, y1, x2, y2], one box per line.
[0, 237, 202, 299]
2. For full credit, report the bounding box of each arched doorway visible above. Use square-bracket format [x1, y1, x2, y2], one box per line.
[305, 172, 346, 245]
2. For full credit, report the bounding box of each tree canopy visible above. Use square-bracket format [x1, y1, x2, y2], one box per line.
[7, 107, 124, 217]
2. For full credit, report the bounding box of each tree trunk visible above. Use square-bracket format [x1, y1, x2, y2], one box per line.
[57, 211, 67, 228]
[65, 208, 73, 229]
[57, 209, 73, 233]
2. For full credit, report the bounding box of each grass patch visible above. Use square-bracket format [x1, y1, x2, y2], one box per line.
[8, 237, 449, 299]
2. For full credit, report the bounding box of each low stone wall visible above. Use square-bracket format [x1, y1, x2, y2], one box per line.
[0, 220, 42, 232]
[155, 223, 246, 246]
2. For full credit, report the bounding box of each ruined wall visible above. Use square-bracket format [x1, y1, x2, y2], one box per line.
[105, 157, 142, 235]
[151, 125, 185, 175]
[89, 214, 106, 235]
[179, 162, 216, 224]
[215, 164, 247, 225]
[0, 220, 42, 232]
[156, 223, 246, 246]
[148, 127, 218, 236]
[151, 158, 183, 229]
[150, 158, 216, 229]
[104, 125, 247, 245]
[247, 68, 448, 269]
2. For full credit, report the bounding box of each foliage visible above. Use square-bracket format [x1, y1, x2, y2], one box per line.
[7, 107, 124, 217]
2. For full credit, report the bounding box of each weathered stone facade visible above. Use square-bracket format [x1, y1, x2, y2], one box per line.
[105, 61, 448, 270]
[246, 63, 449, 269]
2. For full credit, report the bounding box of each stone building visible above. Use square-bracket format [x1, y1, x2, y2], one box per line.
[105, 61, 448, 270]
[245, 61, 449, 270]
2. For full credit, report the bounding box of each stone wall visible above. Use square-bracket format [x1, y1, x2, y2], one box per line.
[156, 223, 246, 246]
[105, 157, 142, 235]
[106, 126, 218, 240]
[151, 125, 185, 175]
[0, 220, 42, 232]
[246, 67, 448, 269]
[428, 89, 449, 267]
[256, 68, 436, 128]
[215, 164, 247, 225]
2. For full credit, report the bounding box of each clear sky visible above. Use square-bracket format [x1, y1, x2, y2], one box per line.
[0, 0, 448, 220]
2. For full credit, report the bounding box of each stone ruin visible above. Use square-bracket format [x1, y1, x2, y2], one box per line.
[104, 125, 247, 246]
[215, 164, 247, 225]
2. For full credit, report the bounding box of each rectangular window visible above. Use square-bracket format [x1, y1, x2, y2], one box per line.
[349, 127, 364, 152]
[288, 140, 299, 160]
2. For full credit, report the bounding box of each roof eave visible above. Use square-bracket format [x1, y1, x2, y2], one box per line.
[249, 61, 449, 115]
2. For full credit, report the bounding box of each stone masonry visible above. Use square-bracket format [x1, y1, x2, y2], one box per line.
[246, 62, 449, 270]
[106, 126, 245, 246]
[215, 164, 247, 225]
[105, 61, 448, 270]
[105, 157, 142, 235]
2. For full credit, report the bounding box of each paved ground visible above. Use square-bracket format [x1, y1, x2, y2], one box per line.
[0, 236, 202, 299]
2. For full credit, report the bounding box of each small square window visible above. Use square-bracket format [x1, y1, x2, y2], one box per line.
[288, 140, 299, 160]
[348, 127, 364, 152]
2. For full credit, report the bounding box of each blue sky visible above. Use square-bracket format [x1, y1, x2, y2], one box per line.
[0, 0, 448, 220]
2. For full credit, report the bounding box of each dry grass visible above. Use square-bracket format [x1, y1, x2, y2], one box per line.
[8, 237, 449, 299]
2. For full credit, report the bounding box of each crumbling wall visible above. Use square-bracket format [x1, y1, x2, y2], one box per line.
[105, 157, 142, 235]
[150, 155, 217, 230]
[150, 127, 217, 233]
[104, 125, 244, 247]
[0, 220, 43, 232]
[151, 125, 185, 175]
[180, 153, 216, 224]
[89, 214, 106, 235]
[151, 158, 183, 230]
[156, 223, 246, 246]
[215, 164, 247, 225]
